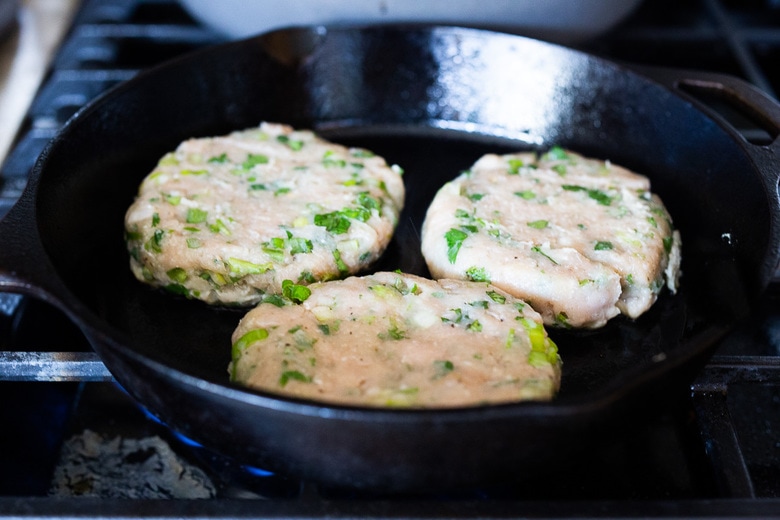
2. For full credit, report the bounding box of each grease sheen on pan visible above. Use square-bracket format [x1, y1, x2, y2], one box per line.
[230, 272, 561, 408]
[124, 123, 405, 305]
[420, 147, 681, 329]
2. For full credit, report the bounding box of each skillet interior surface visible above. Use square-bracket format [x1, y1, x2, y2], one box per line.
[25, 26, 776, 487]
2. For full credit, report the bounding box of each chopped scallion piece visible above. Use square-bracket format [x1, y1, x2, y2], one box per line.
[232, 328, 269, 359]
[282, 279, 312, 303]
[186, 208, 208, 224]
[227, 257, 272, 276]
[166, 267, 187, 283]
[332, 249, 349, 275]
[507, 158, 524, 174]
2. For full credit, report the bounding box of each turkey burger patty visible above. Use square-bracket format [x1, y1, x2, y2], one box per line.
[230, 272, 561, 408]
[124, 122, 405, 306]
[420, 147, 681, 329]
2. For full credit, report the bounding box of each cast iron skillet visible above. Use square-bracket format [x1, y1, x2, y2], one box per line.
[1, 26, 780, 491]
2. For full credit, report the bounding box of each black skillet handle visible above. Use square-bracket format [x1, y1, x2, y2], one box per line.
[636, 66, 780, 179]
[634, 65, 780, 283]
[0, 188, 71, 311]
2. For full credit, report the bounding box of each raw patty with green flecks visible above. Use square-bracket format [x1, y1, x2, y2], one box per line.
[124, 122, 405, 305]
[229, 272, 561, 408]
[420, 147, 681, 329]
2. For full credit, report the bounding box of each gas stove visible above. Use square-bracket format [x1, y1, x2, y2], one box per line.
[0, 0, 779, 517]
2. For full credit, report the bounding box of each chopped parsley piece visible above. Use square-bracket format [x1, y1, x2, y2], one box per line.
[554, 312, 572, 329]
[276, 134, 304, 150]
[262, 294, 287, 307]
[527, 219, 549, 229]
[357, 192, 381, 212]
[442, 308, 465, 324]
[242, 153, 269, 170]
[379, 317, 407, 340]
[151, 213, 160, 227]
[314, 212, 351, 234]
[487, 290, 506, 304]
[561, 184, 613, 206]
[594, 241, 614, 251]
[445, 228, 469, 264]
[298, 271, 316, 284]
[531, 245, 558, 265]
[208, 153, 229, 163]
[125, 229, 142, 241]
[663, 235, 673, 253]
[465, 266, 489, 282]
[647, 216, 658, 228]
[322, 150, 347, 168]
[391, 276, 421, 295]
[467, 193, 484, 202]
[433, 360, 454, 378]
[279, 370, 312, 387]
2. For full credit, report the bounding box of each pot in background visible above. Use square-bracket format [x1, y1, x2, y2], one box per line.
[179, 0, 643, 44]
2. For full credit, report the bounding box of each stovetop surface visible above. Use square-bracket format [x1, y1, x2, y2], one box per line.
[0, 0, 779, 517]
